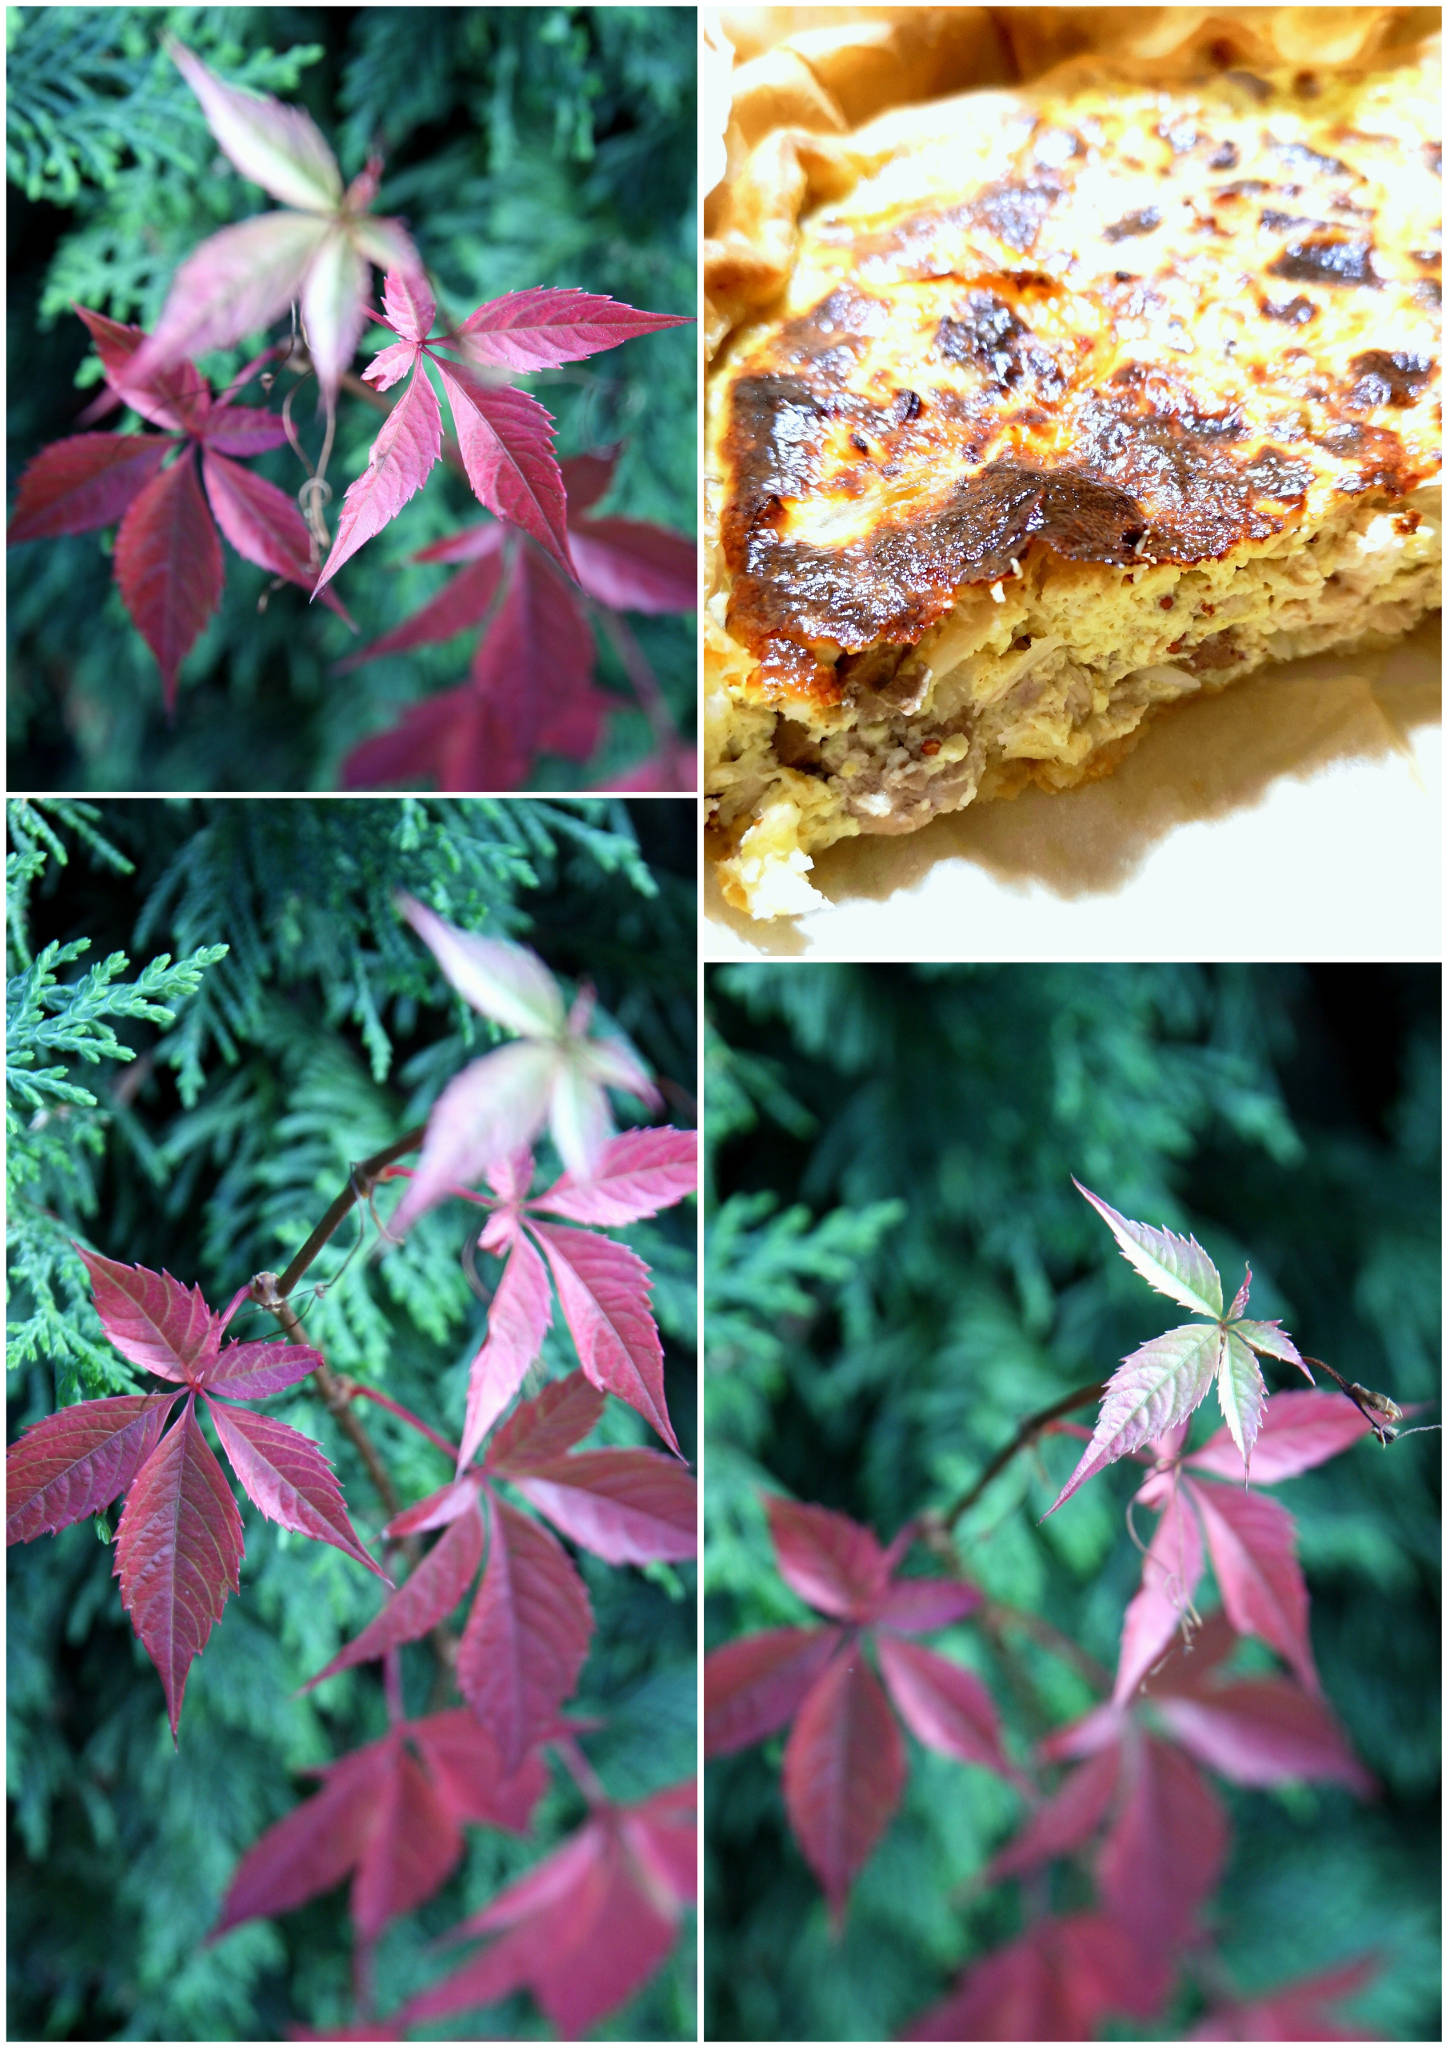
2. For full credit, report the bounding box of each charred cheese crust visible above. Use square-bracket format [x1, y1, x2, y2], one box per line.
[706, 50, 1442, 918]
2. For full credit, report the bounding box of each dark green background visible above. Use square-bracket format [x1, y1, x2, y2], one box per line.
[7, 7, 696, 791]
[704, 963, 1440, 2042]
[7, 796, 697, 2040]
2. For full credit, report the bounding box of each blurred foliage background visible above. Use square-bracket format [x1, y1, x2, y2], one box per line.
[7, 6, 695, 791]
[704, 963, 1440, 2042]
[7, 794, 696, 2040]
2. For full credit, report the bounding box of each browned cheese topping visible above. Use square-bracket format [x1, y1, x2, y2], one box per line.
[714, 67, 1442, 705]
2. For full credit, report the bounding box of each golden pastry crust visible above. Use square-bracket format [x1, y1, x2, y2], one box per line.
[704, 11, 1442, 917]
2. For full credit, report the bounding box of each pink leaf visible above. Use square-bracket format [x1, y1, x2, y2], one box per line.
[455, 1228, 555, 1472]
[410, 1707, 548, 1833]
[6, 1393, 179, 1544]
[351, 1744, 463, 1941]
[765, 1496, 889, 1621]
[385, 1475, 480, 1539]
[513, 1448, 696, 1564]
[1074, 1180, 1225, 1318]
[983, 1746, 1121, 1884]
[1152, 1677, 1374, 1792]
[569, 518, 698, 613]
[115, 1396, 243, 1739]
[534, 1222, 678, 1454]
[200, 1337, 321, 1400]
[560, 447, 620, 516]
[448, 287, 690, 372]
[1113, 1472, 1206, 1703]
[485, 1371, 607, 1473]
[332, 537, 507, 672]
[167, 40, 342, 210]
[113, 447, 225, 711]
[1216, 1328, 1268, 1474]
[398, 893, 565, 1036]
[782, 1645, 906, 1917]
[361, 336, 419, 393]
[301, 1501, 484, 1689]
[1097, 1734, 1227, 1966]
[433, 361, 573, 577]
[212, 1750, 381, 1938]
[1044, 1322, 1224, 1518]
[875, 1576, 983, 1633]
[133, 212, 332, 380]
[704, 1625, 843, 1757]
[1192, 1480, 1317, 1692]
[386, 1044, 561, 1236]
[532, 1126, 698, 1226]
[315, 357, 440, 591]
[381, 268, 437, 342]
[198, 404, 291, 456]
[875, 1634, 1019, 1777]
[71, 305, 210, 432]
[8, 434, 174, 543]
[904, 1912, 1154, 2040]
[1186, 1389, 1376, 1481]
[1233, 1317, 1313, 1379]
[77, 1247, 219, 1383]
[300, 229, 368, 404]
[203, 1399, 389, 1581]
[620, 1780, 697, 1907]
[456, 1496, 593, 1770]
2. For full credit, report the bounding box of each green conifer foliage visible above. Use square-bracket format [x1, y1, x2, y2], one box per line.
[7, 796, 696, 2040]
[705, 964, 1440, 2043]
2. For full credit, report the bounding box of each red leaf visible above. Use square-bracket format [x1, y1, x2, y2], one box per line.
[351, 1744, 462, 1941]
[1152, 1676, 1374, 1792]
[8, 435, 174, 542]
[385, 1475, 480, 1538]
[456, 1226, 555, 1472]
[409, 1708, 548, 1833]
[875, 1576, 983, 1633]
[212, 1749, 381, 1939]
[766, 1496, 889, 1621]
[1191, 1955, 1379, 2040]
[1192, 1479, 1318, 1692]
[114, 447, 225, 710]
[433, 361, 573, 577]
[456, 1496, 593, 1770]
[782, 1645, 906, 1917]
[570, 517, 697, 613]
[71, 304, 210, 432]
[380, 267, 436, 343]
[621, 1780, 697, 1907]
[703, 1625, 843, 1757]
[560, 446, 620, 516]
[449, 288, 690, 372]
[611, 739, 699, 791]
[1044, 1322, 1225, 1518]
[6, 1393, 179, 1544]
[904, 1912, 1153, 2040]
[1097, 1734, 1227, 1964]
[485, 1371, 607, 1473]
[77, 1247, 218, 1383]
[332, 534, 507, 672]
[201, 1337, 321, 1400]
[198, 404, 291, 456]
[983, 1745, 1121, 1885]
[534, 1221, 678, 1454]
[203, 1398, 389, 1581]
[513, 1448, 697, 1565]
[532, 1126, 699, 1227]
[316, 357, 441, 591]
[876, 1635, 1019, 1777]
[1186, 1389, 1376, 1482]
[200, 449, 344, 615]
[1113, 1471, 1206, 1704]
[302, 1500, 484, 1689]
[341, 684, 480, 790]
[115, 1396, 244, 1739]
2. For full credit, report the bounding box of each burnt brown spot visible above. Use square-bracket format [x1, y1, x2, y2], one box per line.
[1260, 295, 1318, 324]
[1243, 447, 1313, 500]
[1269, 236, 1380, 287]
[1345, 351, 1434, 409]
[1260, 210, 1332, 233]
[1317, 420, 1414, 494]
[968, 176, 1061, 253]
[1104, 207, 1163, 242]
[1207, 141, 1239, 170]
[1271, 137, 1350, 178]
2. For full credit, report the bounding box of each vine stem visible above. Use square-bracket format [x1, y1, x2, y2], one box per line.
[275, 1125, 425, 1300]
[938, 1380, 1107, 1532]
[339, 1381, 459, 1463]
